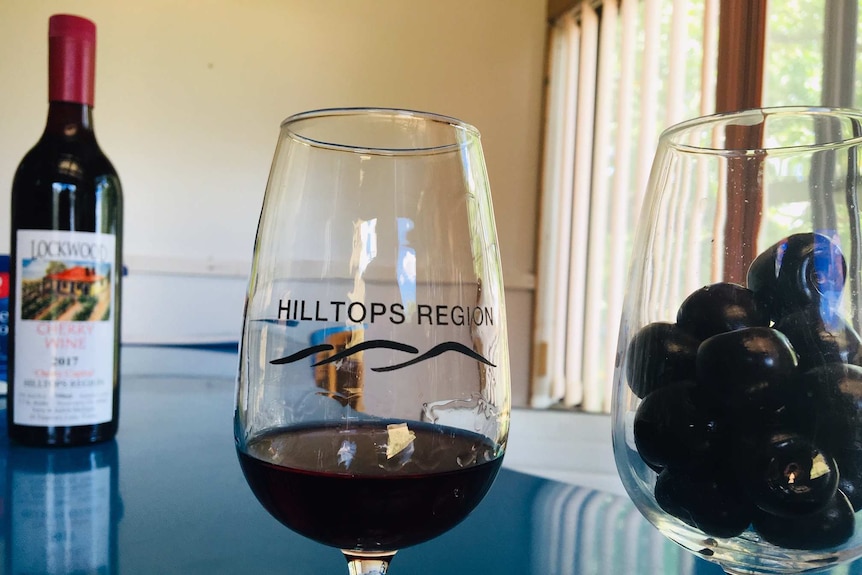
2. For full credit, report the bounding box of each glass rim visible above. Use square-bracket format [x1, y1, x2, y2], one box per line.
[280, 107, 481, 156]
[660, 106, 862, 156]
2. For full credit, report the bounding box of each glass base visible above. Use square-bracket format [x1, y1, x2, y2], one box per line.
[343, 550, 396, 575]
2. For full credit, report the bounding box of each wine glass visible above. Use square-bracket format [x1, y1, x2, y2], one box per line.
[235, 108, 510, 575]
[612, 107, 862, 574]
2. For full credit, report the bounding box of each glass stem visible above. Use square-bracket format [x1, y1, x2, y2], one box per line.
[343, 551, 396, 575]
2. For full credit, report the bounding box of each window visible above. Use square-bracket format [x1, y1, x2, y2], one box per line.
[532, 0, 859, 413]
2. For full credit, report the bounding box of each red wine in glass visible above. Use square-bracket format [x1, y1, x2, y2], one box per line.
[237, 420, 503, 552]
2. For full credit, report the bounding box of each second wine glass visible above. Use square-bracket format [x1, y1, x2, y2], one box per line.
[235, 108, 511, 575]
[613, 107, 862, 574]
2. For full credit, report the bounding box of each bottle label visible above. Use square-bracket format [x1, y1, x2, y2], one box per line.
[13, 230, 116, 426]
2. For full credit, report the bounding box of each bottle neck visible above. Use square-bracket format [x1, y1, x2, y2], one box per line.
[48, 21, 96, 107]
[43, 16, 97, 139]
[43, 101, 95, 139]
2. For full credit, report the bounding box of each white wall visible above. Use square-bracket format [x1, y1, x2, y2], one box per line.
[0, 0, 546, 406]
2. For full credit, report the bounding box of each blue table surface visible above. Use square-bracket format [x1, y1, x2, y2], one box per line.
[1, 346, 860, 575]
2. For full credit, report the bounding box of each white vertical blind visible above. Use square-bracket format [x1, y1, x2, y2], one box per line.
[604, 0, 639, 414]
[565, 1, 599, 407]
[662, 0, 694, 318]
[555, 14, 582, 404]
[697, 0, 720, 290]
[531, 23, 565, 407]
[532, 0, 719, 412]
[701, 0, 719, 116]
[634, 0, 663, 212]
[531, 14, 581, 407]
[667, 0, 689, 127]
[581, 0, 617, 412]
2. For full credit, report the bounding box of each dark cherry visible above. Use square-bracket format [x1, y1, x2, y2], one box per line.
[747, 232, 846, 322]
[633, 381, 727, 472]
[752, 491, 855, 550]
[696, 327, 798, 393]
[739, 431, 838, 517]
[625, 322, 700, 398]
[654, 468, 753, 538]
[774, 307, 862, 372]
[725, 378, 799, 435]
[791, 363, 862, 452]
[676, 282, 768, 341]
[834, 448, 862, 511]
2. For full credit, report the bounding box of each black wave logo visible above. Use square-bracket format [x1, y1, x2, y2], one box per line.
[313, 340, 419, 366]
[270, 339, 496, 372]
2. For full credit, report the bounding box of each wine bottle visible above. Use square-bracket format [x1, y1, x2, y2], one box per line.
[8, 14, 123, 445]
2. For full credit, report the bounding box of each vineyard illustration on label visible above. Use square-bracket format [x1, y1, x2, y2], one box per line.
[20, 259, 111, 322]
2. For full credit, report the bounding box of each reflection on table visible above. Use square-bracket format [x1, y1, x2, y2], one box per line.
[0, 346, 854, 574]
[3, 437, 120, 574]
